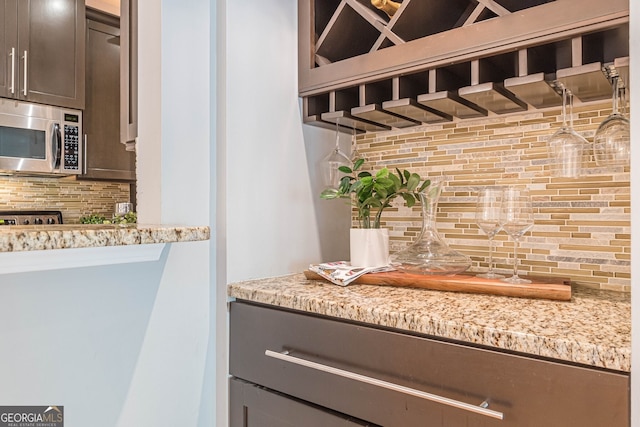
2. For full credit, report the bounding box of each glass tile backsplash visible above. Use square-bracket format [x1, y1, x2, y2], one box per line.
[0, 176, 130, 224]
[352, 100, 630, 291]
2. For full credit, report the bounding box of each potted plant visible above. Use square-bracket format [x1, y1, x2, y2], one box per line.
[321, 158, 431, 267]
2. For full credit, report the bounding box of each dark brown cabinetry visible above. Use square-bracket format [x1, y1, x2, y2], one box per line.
[300, 0, 629, 133]
[230, 378, 373, 426]
[0, 0, 85, 109]
[230, 301, 630, 426]
[81, 11, 135, 181]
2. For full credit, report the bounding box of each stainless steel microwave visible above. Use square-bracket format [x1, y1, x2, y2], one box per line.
[0, 99, 82, 175]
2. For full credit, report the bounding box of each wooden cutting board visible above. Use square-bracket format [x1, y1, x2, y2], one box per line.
[303, 270, 572, 301]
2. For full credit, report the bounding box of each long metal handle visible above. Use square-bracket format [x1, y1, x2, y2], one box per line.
[265, 349, 504, 420]
[9, 48, 15, 94]
[22, 50, 27, 96]
[83, 134, 88, 174]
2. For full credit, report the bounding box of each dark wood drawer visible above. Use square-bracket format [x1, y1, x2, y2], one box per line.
[230, 301, 629, 427]
[230, 378, 374, 427]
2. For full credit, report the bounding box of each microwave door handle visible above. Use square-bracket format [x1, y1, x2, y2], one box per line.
[52, 123, 62, 170]
[9, 48, 15, 95]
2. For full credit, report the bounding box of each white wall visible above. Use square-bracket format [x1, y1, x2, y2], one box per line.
[117, 0, 213, 426]
[0, 261, 166, 426]
[224, 0, 350, 284]
[220, 1, 350, 421]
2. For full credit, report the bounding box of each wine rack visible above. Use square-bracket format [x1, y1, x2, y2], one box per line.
[299, 0, 629, 133]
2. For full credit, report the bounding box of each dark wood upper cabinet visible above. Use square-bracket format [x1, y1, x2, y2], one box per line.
[0, 1, 18, 99]
[81, 13, 135, 182]
[0, 0, 85, 109]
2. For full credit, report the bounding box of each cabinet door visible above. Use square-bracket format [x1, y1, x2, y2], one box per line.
[16, 0, 85, 109]
[230, 378, 373, 427]
[0, 0, 17, 98]
[82, 17, 135, 181]
[119, 0, 137, 148]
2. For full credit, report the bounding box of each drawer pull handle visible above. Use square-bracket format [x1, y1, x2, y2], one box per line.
[265, 349, 504, 420]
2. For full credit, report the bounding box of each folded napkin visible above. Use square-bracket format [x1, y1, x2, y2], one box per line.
[308, 261, 394, 286]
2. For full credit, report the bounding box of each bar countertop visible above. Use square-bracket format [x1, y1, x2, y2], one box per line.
[228, 273, 631, 372]
[0, 223, 210, 252]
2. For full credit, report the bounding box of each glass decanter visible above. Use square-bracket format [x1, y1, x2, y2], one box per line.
[390, 178, 471, 275]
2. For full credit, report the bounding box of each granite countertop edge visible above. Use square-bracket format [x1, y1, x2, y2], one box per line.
[228, 273, 631, 372]
[0, 224, 211, 251]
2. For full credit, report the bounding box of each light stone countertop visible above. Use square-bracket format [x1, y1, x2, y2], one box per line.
[228, 273, 631, 372]
[0, 224, 210, 251]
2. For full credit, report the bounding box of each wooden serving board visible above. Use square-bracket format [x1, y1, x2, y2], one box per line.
[303, 270, 572, 301]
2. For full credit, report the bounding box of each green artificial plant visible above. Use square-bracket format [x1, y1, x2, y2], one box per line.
[321, 158, 431, 229]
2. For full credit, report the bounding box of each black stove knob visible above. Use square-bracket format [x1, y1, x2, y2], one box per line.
[34, 218, 43, 225]
[47, 218, 56, 224]
[23, 219, 30, 225]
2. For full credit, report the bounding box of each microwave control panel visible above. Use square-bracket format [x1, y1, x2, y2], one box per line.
[62, 112, 81, 172]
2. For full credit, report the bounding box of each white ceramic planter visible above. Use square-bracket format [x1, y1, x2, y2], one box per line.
[350, 228, 389, 268]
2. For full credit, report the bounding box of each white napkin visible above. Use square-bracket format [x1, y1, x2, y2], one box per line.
[308, 261, 394, 286]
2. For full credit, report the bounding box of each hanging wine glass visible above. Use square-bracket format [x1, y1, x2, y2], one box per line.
[321, 119, 351, 190]
[547, 87, 587, 178]
[350, 124, 360, 163]
[475, 187, 504, 279]
[499, 187, 534, 284]
[594, 76, 630, 167]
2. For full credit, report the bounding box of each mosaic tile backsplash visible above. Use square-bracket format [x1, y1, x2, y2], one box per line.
[353, 101, 630, 292]
[0, 176, 131, 224]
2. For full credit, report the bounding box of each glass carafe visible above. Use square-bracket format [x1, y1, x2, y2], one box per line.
[390, 178, 471, 275]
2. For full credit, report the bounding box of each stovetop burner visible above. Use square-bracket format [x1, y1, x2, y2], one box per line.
[0, 210, 63, 226]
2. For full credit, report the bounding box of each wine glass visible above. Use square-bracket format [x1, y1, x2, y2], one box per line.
[547, 87, 587, 178]
[350, 124, 360, 163]
[499, 187, 534, 284]
[594, 75, 630, 167]
[475, 187, 504, 279]
[321, 119, 351, 190]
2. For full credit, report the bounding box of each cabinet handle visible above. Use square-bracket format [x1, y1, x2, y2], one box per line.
[265, 349, 504, 420]
[9, 48, 15, 95]
[83, 134, 88, 175]
[21, 50, 27, 96]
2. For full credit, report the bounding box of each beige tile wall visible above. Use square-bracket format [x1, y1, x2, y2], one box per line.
[353, 101, 630, 291]
[0, 176, 131, 223]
